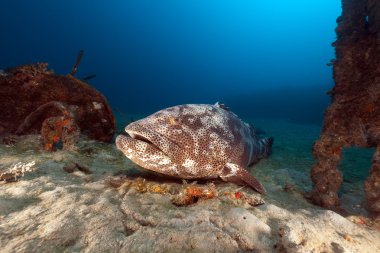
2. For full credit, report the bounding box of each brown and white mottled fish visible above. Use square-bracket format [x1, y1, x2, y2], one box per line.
[116, 103, 273, 194]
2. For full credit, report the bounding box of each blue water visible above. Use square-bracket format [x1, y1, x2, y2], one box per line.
[0, 0, 341, 124]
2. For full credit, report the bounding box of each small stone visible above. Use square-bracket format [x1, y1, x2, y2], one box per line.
[75, 163, 92, 174]
[63, 163, 76, 173]
[283, 183, 295, 192]
[225, 207, 272, 251]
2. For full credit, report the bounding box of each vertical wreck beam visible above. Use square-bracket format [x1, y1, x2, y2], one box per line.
[368, 0, 380, 37]
[310, 0, 380, 217]
[365, 146, 380, 217]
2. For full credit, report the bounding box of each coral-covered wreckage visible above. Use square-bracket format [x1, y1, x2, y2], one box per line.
[0, 61, 115, 151]
[311, 0, 380, 218]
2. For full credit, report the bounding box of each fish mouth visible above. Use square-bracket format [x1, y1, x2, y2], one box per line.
[115, 131, 180, 178]
[124, 121, 181, 159]
[125, 129, 163, 154]
[127, 131, 154, 146]
[125, 124, 167, 155]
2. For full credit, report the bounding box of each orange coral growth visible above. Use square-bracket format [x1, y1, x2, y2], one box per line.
[362, 103, 376, 114]
[172, 184, 217, 206]
[184, 186, 204, 197]
[330, 147, 341, 156]
[55, 118, 71, 127]
[44, 143, 53, 151]
[185, 185, 216, 199]
[41, 114, 79, 151]
[106, 176, 265, 207]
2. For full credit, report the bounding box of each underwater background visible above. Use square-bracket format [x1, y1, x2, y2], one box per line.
[2, 1, 380, 251]
[0, 0, 373, 190]
[1, 0, 338, 123]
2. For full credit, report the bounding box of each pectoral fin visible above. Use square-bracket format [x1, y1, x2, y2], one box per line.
[220, 162, 266, 194]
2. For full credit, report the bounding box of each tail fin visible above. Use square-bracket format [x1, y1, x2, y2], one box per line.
[260, 137, 273, 158]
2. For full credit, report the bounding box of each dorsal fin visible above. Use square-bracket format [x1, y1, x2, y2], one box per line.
[214, 102, 230, 111]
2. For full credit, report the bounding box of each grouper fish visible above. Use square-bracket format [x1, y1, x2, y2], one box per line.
[116, 103, 273, 194]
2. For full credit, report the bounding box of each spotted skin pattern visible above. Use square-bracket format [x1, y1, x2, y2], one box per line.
[116, 103, 273, 194]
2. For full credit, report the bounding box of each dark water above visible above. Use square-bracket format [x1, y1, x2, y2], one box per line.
[0, 0, 341, 125]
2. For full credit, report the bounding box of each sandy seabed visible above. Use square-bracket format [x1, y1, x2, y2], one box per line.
[0, 119, 379, 253]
